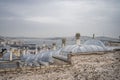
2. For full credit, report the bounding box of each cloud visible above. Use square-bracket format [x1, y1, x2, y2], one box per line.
[0, 0, 120, 38]
[24, 16, 62, 24]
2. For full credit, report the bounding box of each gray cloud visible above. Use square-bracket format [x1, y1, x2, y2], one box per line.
[0, 0, 120, 38]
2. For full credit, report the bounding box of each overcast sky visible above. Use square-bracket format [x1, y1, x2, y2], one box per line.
[0, 0, 120, 38]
